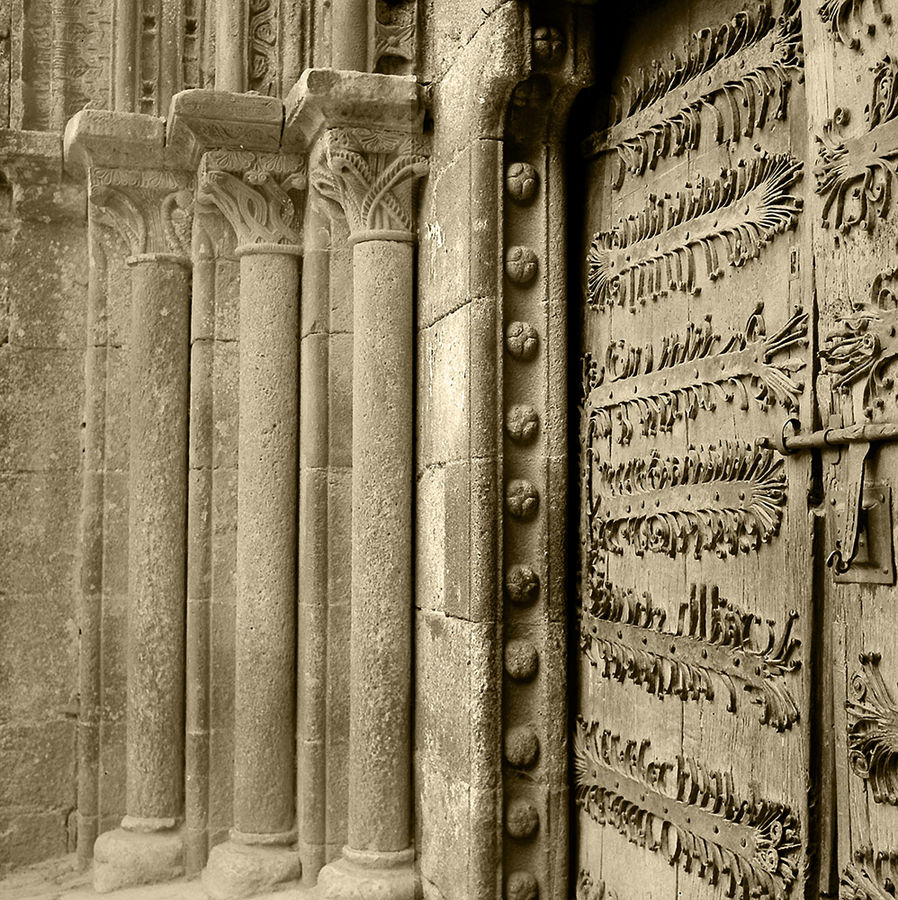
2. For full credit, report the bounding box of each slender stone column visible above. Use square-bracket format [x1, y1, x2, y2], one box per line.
[198, 152, 306, 900]
[332, 0, 370, 71]
[86, 169, 195, 893]
[301, 98, 428, 900]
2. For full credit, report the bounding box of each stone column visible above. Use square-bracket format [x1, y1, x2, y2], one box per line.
[308, 112, 428, 900]
[87, 170, 195, 893]
[198, 151, 306, 900]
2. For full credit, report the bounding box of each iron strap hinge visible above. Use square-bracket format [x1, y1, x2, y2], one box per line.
[770, 418, 898, 583]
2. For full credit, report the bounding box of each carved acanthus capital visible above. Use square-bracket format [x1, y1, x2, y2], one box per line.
[88, 166, 196, 263]
[197, 150, 307, 255]
[311, 126, 429, 244]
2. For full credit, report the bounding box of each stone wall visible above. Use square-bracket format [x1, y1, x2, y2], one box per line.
[0, 136, 87, 873]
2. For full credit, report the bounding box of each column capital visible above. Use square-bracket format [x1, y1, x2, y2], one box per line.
[311, 126, 428, 244]
[197, 149, 307, 255]
[88, 166, 195, 264]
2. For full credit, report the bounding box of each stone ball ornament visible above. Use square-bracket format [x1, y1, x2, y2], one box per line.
[532, 25, 566, 66]
[506, 870, 539, 900]
[505, 245, 539, 285]
[504, 725, 540, 768]
[505, 479, 540, 520]
[505, 321, 540, 360]
[505, 404, 540, 443]
[505, 564, 541, 605]
[505, 638, 539, 681]
[506, 162, 539, 203]
[505, 799, 540, 840]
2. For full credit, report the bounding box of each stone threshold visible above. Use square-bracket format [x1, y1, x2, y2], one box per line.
[0, 856, 318, 900]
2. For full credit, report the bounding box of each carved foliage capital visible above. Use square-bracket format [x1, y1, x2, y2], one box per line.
[88, 167, 196, 260]
[311, 127, 429, 243]
[198, 150, 307, 252]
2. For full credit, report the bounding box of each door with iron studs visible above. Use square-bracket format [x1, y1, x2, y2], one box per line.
[573, 0, 898, 897]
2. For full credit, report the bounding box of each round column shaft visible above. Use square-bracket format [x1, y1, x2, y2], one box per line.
[348, 239, 414, 853]
[93, 253, 191, 894]
[332, 0, 370, 71]
[234, 249, 300, 838]
[127, 255, 191, 823]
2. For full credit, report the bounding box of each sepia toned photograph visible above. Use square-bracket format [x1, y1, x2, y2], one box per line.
[0, 0, 894, 897]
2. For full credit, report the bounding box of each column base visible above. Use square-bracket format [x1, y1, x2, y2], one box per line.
[201, 839, 301, 900]
[316, 847, 417, 900]
[93, 825, 184, 893]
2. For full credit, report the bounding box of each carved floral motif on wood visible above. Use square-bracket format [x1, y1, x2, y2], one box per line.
[586, 153, 803, 311]
[583, 0, 803, 190]
[578, 580, 802, 730]
[815, 55, 898, 232]
[847, 652, 898, 804]
[574, 719, 801, 899]
[840, 847, 898, 899]
[818, 0, 894, 48]
[581, 305, 807, 443]
[576, 869, 619, 900]
[822, 270, 898, 413]
[585, 440, 787, 558]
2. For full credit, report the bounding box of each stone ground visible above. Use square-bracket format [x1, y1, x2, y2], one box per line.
[0, 857, 317, 900]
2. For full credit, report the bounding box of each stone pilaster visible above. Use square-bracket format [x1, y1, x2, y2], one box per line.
[288, 70, 428, 900]
[87, 165, 193, 891]
[197, 149, 305, 900]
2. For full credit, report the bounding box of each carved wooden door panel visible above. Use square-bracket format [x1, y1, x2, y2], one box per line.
[805, 1, 898, 895]
[573, 1, 813, 897]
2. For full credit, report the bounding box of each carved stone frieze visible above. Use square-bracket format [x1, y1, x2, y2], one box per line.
[88, 166, 195, 259]
[586, 153, 803, 311]
[197, 150, 307, 251]
[815, 55, 898, 232]
[581, 305, 807, 443]
[311, 126, 428, 242]
[586, 440, 787, 558]
[579, 580, 802, 730]
[840, 847, 898, 899]
[584, 0, 803, 190]
[573, 719, 801, 900]
[248, 0, 279, 95]
[846, 652, 898, 804]
[373, 0, 418, 74]
[822, 271, 898, 413]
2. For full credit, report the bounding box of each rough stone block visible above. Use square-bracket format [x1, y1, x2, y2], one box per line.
[328, 332, 352, 470]
[0, 810, 70, 875]
[212, 342, 239, 470]
[201, 840, 300, 900]
[0, 593, 77, 721]
[417, 304, 470, 466]
[0, 348, 83, 472]
[0, 473, 79, 596]
[214, 260, 240, 343]
[0, 719, 76, 808]
[418, 147, 471, 329]
[5, 221, 87, 349]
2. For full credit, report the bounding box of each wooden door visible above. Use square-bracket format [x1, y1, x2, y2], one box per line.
[573, 0, 898, 897]
[574, 1, 812, 897]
